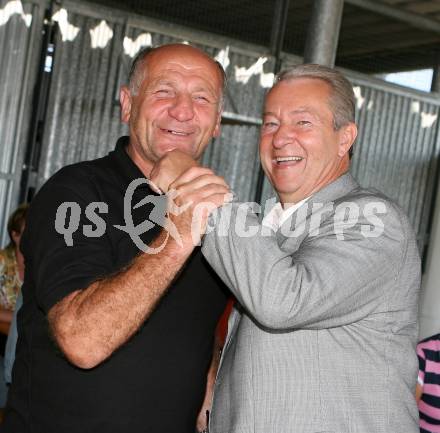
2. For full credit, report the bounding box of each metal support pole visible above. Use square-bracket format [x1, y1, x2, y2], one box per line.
[253, 0, 290, 204]
[431, 67, 440, 93]
[19, 3, 57, 203]
[431, 56, 440, 93]
[270, 0, 290, 74]
[303, 0, 344, 67]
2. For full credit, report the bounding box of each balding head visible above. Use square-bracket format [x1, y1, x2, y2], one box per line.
[128, 44, 226, 109]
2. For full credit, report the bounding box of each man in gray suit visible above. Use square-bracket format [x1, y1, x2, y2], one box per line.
[152, 64, 421, 433]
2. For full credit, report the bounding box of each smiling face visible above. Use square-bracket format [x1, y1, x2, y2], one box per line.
[120, 44, 223, 176]
[260, 78, 357, 206]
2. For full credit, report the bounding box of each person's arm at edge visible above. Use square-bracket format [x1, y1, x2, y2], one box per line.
[0, 308, 13, 324]
[196, 331, 222, 432]
[196, 299, 233, 431]
[416, 344, 426, 404]
[0, 308, 14, 335]
[416, 383, 423, 403]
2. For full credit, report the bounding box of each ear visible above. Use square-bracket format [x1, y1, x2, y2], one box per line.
[338, 123, 357, 157]
[120, 85, 132, 123]
[212, 111, 222, 138]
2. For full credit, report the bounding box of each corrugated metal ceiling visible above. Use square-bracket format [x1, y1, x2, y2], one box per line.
[80, 0, 440, 73]
[380, 0, 440, 18]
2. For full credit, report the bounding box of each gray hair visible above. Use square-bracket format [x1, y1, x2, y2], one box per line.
[127, 45, 227, 111]
[276, 64, 356, 131]
[128, 46, 155, 95]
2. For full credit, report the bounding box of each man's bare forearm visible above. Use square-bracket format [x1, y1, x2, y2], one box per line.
[49, 231, 193, 369]
[49, 167, 229, 370]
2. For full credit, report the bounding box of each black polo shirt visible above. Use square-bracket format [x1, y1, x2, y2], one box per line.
[3, 137, 227, 433]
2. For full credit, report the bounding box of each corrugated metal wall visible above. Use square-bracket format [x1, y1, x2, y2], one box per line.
[37, 4, 127, 186]
[0, 0, 42, 247]
[349, 74, 440, 249]
[37, 1, 271, 202]
[201, 47, 272, 201]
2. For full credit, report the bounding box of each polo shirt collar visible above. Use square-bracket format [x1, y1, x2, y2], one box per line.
[109, 136, 152, 190]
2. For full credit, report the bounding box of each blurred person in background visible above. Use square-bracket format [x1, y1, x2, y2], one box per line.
[0, 205, 27, 326]
[0, 204, 28, 408]
[417, 333, 440, 433]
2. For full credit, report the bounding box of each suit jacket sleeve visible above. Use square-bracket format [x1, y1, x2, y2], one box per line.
[202, 199, 411, 331]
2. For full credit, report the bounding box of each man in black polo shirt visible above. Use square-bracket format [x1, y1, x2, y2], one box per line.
[3, 44, 228, 433]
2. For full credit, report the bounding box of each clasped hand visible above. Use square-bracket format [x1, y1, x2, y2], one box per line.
[150, 150, 231, 247]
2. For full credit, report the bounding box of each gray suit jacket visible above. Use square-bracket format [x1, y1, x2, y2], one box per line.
[202, 173, 421, 433]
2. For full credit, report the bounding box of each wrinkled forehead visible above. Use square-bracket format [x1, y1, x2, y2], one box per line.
[142, 48, 223, 91]
[270, 77, 332, 96]
[265, 77, 333, 109]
